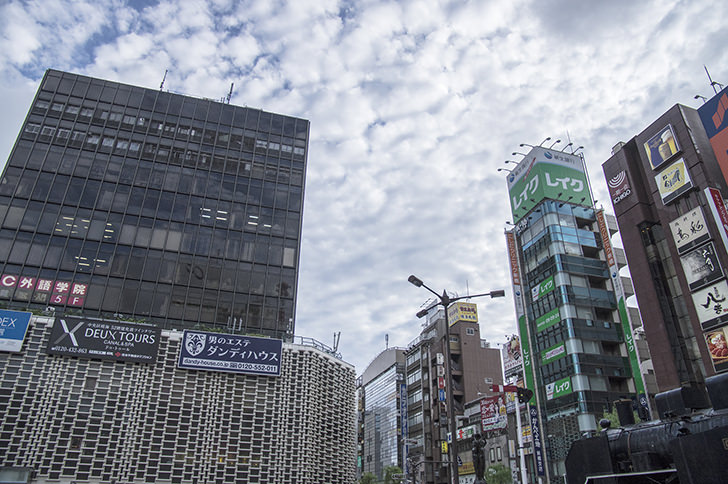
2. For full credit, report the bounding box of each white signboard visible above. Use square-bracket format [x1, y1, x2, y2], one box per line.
[691, 280, 728, 331]
[680, 242, 724, 291]
[670, 207, 711, 254]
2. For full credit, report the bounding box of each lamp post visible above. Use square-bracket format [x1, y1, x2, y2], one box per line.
[408, 275, 505, 484]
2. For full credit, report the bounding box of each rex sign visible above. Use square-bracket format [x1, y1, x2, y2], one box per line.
[545, 376, 572, 400]
[507, 146, 593, 223]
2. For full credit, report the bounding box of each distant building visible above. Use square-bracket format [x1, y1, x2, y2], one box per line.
[504, 145, 648, 483]
[357, 347, 407, 481]
[0, 315, 356, 484]
[404, 306, 503, 484]
[603, 93, 728, 396]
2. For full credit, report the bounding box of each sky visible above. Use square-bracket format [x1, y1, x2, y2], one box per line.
[1, 0, 726, 374]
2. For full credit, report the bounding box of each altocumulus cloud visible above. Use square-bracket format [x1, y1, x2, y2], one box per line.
[0, 0, 726, 372]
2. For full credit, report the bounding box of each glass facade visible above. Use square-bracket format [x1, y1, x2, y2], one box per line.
[0, 70, 308, 338]
[514, 200, 636, 481]
[362, 366, 402, 480]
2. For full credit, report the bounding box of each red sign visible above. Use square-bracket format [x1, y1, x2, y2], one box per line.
[0, 275, 87, 307]
[506, 232, 521, 286]
[491, 384, 518, 393]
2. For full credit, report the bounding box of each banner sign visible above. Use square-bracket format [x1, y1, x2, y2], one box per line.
[704, 187, 728, 254]
[596, 210, 649, 415]
[46, 317, 159, 363]
[705, 325, 728, 373]
[655, 158, 693, 204]
[531, 275, 555, 302]
[507, 146, 592, 223]
[697, 86, 728, 186]
[669, 207, 711, 254]
[546, 376, 572, 400]
[679, 242, 724, 291]
[529, 405, 546, 476]
[691, 281, 728, 331]
[480, 395, 507, 432]
[502, 335, 522, 375]
[541, 342, 566, 365]
[643, 124, 680, 170]
[0, 275, 87, 307]
[178, 330, 282, 376]
[448, 301, 478, 326]
[0, 309, 32, 353]
[535, 307, 561, 332]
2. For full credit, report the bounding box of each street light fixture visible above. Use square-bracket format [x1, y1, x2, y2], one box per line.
[408, 275, 505, 484]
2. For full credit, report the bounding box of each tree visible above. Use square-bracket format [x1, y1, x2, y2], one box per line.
[485, 464, 513, 484]
[359, 472, 376, 484]
[383, 465, 404, 484]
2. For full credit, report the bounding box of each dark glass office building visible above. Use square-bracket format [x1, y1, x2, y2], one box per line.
[0, 69, 308, 338]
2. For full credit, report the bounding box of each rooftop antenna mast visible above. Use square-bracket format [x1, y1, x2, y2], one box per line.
[159, 69, 168, 91]
[226, 83, 234, 104]
[333, 332, 340, 353]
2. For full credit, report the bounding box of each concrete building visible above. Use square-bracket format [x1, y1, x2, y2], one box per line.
[0, 315, 356, 484]
[504, 145, 648, 483]
[404, 306, 503, 484]
[357, 347, 406, 481]
[602, 91, 728, 397]
[0, 69, 307, 338]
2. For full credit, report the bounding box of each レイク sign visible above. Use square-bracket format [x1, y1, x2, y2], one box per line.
[545, 376, 572, 400]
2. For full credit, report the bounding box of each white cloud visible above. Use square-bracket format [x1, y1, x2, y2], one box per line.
[0, 0, 726, 373]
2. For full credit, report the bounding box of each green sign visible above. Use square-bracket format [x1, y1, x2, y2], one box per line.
[541, 342, 566, 365]
[518, 315, 535, 404]
[507, 147, 593, 223]
[531, 276, 555, 302]
[545, 376, 572, 400]
[535, 307, 560, 332]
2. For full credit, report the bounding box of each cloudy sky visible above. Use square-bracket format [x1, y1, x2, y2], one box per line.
[1, 0, 726, 373]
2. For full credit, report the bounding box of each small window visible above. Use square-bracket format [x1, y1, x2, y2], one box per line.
[65, 105, 80, 116]
[50, 102, 64, 114]
[603, 321, 611, 328]
[466, 327, 475, 336]
[79, 108, 94, 119]
[24, 123, 41, 134]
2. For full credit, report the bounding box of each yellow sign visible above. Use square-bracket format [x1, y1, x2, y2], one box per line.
[441, 441, 448, 454]
[655, 158, 693, 204]
[459, 461, 474, 475]
[448, 302, 478, 326]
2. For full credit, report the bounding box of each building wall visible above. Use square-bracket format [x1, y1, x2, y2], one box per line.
[0, 316, 356, 484]
[603, 103, 728, 392]
[0, 69, 308, 338]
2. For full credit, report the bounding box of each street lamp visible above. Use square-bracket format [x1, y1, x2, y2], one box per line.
[408, 275, 505, 484]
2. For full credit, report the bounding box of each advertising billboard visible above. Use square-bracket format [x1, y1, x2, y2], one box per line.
[545, 376, 572, 400]
[679, 242, 724, 291]
[669, 207, 711, 254]
[447, 301, 478, 326]
[480, 394, 507, 432]
[507, 146, 593, 223]
[643, 124, 680, 170]
[704, 187, 728, 254]
[698, 86, 728, 185]
[540, 342, 566, 365]
[178, 330, 282, 376]
[502, 335, 522, 375]
[655, 158, 693, 204]
[46, 317, 160, 363]
[691, 281, 728, 331]
[0, 309, 32, 353]
[705, 325, 728, 373]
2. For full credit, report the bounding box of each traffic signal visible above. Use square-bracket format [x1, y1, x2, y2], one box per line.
[516, 387, 533, 403]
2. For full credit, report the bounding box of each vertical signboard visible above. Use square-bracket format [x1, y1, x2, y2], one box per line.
[698, 86, 728, 185]
[691, 281, 728, 330]
[507, 146, 593, 223]
[400, 382, 409, 475]
[669, 207, 711, 254]
[704, 187, 728, 254]
[0, 309, 32, 353]
[596, 210, 649, 415]
[505, 231, 535, 401]
[529, 405, 545, 476]
[679, 242, 723, 291]
[480, 395, 507, 432]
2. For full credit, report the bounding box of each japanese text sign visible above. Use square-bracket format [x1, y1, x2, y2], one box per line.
[0, 309, 32, 353]
[178, 330, 282, 376]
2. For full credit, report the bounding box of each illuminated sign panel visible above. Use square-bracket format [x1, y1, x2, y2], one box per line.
[643, 124, 680, 170]
[507, 146, 592, 223]
[447, 301, 478, 326]
[669, 207, 711, 254]
[655, 158, 693, 204]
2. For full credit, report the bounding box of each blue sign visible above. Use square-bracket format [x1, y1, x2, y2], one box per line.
[178, 330, 282, 376]
[529, 405, 545, 476]
[439, 388, 446, 402]
[0, 310, 32, 353]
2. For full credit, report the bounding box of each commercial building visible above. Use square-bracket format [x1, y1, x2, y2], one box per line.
[504, 145, 647, 482]
[357, 347, 407, 481]
[0, 69, 308, 338]
[0, 314, 356, 484]
[403, 305, 503, 484]
[602, 89, 728, 396]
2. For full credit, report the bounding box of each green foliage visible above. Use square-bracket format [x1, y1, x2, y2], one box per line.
[601, 404, 640, 428]
[485, 463, 513, 484]
[359, 472, 376, 484]
[383, 465, 403, 484]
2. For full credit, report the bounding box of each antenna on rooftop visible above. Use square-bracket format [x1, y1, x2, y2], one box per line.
[226, 83, 234, 104]
[333, 332, 341, 353]
[160, 69, 168, 91]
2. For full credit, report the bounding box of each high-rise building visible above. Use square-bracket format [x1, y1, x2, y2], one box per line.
[357, 347, 407, 481]
[602, 94, 728, 396]
[504, 145, 647, 483]
[0, 69, 308, 339]
[403, 305, 503, 484]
